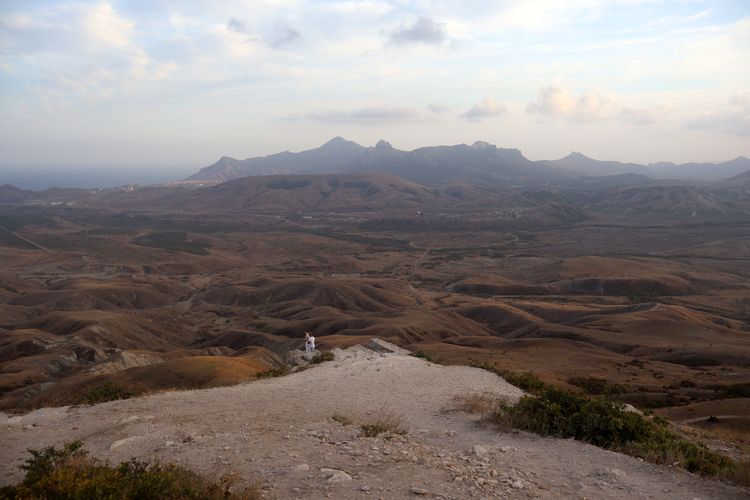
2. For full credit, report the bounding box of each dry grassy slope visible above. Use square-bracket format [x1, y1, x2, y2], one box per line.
[4, 266, 748, 413]
[161, 173, 442, 212]
[0, 343, 746, 499]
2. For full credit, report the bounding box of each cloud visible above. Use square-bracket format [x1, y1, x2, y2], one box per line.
[388, 17, 447, 46]
[461, 97, 507, 121]
[306, 107, 422, 125]
[427, 103, 450, 114]
[526, 85, 615, 122]
[268, 26, 301, 48]
[226, 18, 299, 48]
[687, 93, 750, 136]
[227, 17, 252, 35]
[81, 2, 135, 49]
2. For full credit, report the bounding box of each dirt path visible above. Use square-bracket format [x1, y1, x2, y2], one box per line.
[1, 342, 747, 499]
[0, 224, 51, 252]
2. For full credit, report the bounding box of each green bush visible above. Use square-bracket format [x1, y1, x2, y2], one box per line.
[569, 376, 627, 397]
[493, 387, 748, 485]
[0, 441, 258, 499]
[310, 351, 335, 364]
[410, 351, 434, 362]
[473, 363, 547, 394]
[255, 367, 289, 379]
[81, 382, 135, 405]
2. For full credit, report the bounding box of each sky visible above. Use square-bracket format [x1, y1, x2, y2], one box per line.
[1, 0, 749, 183]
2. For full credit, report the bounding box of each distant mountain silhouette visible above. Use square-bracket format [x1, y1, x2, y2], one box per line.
[189, 138, 567, 185]
[0, 184, 32, 204]
[190, 139, 750, 185]
[717, 168, 750, 188]
[543, 152, 750, 181]
[190, 137, 369, 182]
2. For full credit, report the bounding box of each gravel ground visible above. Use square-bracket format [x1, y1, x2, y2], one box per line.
[1, 341, 748, 499]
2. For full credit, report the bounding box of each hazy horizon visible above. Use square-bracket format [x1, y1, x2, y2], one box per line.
[1, 0, 749, 173]
[3, 134, 750, 190]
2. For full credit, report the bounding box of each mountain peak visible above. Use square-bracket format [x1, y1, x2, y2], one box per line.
[471, 140, 495, 150]
[567, 151, 589, 159]
[321, 136, 360, 150]
[375, 139, 393, 150]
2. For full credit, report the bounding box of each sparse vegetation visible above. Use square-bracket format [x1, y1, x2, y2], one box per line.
[492, 386, 750, 486]
[626, 358, 646, 368]
[0, 441, 259, 499]
[132, 231, 210, 255]
[721, 383, 750, 398]
[310, 351, 335, 364]
[360, 411, 407, 437]
[331, 414, 353, 426]
[452, 392, 504, 415]
[473, 363, 546, 394]
[255, 367, 289, 379]
[568, 376, 627, 397]
[411, 350, 435, 363]
[80, 382, 135, 405]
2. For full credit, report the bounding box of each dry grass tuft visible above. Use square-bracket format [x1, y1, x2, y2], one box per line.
[451, 391, 507, 416]
[360, 409, 407, 437]
[331, 413, 353, 426]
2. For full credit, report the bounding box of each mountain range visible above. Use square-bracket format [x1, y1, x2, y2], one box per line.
[188, 137, 750, 185]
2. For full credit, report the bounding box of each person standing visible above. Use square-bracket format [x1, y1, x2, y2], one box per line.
[304, 331, 316, 354]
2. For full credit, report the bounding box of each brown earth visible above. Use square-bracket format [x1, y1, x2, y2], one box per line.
[1, 177, 749, 473]
[1, 343, 748, 499]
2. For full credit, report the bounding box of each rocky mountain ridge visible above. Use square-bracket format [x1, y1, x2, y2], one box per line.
[188, 138, 750, 185]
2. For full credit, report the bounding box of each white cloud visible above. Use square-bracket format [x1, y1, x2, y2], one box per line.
[81, 2, 135, 49]
[461, 97, 507, 121]
[526, 85, 576, 117]
[527, 85, 627, 123]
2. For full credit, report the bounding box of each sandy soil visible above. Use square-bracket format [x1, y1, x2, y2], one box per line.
[1, 341, 747, 499]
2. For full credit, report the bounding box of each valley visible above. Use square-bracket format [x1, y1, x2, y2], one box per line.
[2, 144, 750, 467]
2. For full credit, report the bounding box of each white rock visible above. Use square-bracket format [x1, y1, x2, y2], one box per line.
[110, 436, 142, 451]
[290, 464, 310, 473]
[320, 468, 352, 483]
[472, 444, 489, 458]
[410, 487, 429, 495]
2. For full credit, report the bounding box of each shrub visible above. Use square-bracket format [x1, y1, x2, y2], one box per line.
[255, 367, 289, 379]
[411, 351, 434, 362]
[0, 441, 259, 499]
[626, 358, 646, 368]
[81, 382, 135, 405]
[360, 412, 406, 437]
[331, 414, 353, 426]
[473, 363, 547, 394]
[569, 376, 627, 397]
[310, 351, 335, 364]
[493, 387, 749, 486]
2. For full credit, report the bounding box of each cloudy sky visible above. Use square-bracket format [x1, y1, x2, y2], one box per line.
[1, 0, 749, 177]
